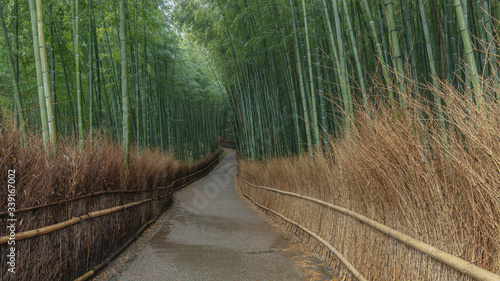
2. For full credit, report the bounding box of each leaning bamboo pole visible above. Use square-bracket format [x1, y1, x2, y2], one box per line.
[74, 201, 173, 281]
[0, 199, 152, 244]
[241, 188, 368, 281]
[242, 180, 500, 281]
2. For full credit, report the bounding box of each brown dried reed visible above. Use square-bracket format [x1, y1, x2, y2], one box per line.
[0, 123, 220, 281]
[238, 80, 500, 280]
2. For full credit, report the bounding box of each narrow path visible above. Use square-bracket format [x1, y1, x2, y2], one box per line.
[107, 150, 336, 281]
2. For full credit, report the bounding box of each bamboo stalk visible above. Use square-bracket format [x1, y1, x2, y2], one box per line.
[289, 0, 313, 158]
[120, 0, 130, 166]
[454, 0, 484, 109]
[301, 0, 320, 150]
[36, 0, 57, 155]
[74, 0, 84, 150]
[243, 180, 500, 281]
[28, 0, 49, 152]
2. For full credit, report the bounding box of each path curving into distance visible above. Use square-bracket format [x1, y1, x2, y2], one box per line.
[100, 150, 336, 281]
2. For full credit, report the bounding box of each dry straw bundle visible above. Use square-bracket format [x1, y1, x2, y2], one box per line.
[238, 80, 500, 280]
[0, 124, 220, 281]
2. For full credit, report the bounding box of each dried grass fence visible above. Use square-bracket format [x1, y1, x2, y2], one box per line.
[0, 125, 220, 281]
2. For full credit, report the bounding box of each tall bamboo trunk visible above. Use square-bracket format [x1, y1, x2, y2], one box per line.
[73, 0, 84, 150]
[301, 0, 320, 150]
[36, 0, 57, 154]
[385, 0, 407, 109]
[120, 0, 131, 166]
[29, 0, 49, 152]
[289, 0, 313, 157]
[454, 0, 484, 109]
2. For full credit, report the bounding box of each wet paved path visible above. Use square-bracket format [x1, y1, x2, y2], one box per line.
[113, 151, 336, 281]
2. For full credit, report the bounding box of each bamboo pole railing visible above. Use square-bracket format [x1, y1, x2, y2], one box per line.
[0, 155, 220, 245]
[0, 153, 220, 216]
[171, 154, 220, 190]
[241, 189, 368, 281]
[74, 201, 174, 281]
[242, 180, 500, 281]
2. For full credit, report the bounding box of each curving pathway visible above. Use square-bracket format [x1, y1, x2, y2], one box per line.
[102, 150, 336, 281]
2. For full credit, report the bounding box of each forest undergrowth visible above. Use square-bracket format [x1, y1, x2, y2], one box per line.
[238, 78, 500, 280]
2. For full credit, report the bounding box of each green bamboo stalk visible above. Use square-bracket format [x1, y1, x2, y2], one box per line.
[385, 0, 407, 108]
[36, 0, 57, 154]
[49, 4, 58, 130]
[282, 31, 302, 154]
[418, 0, 445, 130]
[29, 0, 49, 152]
[481, 0, 499, 82]
[360, 0, 395, 111]
[74, 0, 84, 150]
[120, 0, 131, 166]
[454, 0, 484, 109]
[332, 0, 354, 132]
[342, 0, 368, 113]
[290, 0, 313, 157]
[89, 0, 94, 140]
[301, 0, 320, 150]
[13, 1, 18, 83]
[402, 0, 419, 86]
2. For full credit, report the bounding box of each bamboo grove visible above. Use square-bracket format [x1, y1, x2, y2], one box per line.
[174, 0, 500, 160]
[0, 0, 230, 162]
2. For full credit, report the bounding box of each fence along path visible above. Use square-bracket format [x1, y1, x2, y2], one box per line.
[0, 156, 220, 245]
[241, 180, 500, 281]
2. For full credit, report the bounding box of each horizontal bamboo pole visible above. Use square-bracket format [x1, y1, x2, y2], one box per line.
[241, 190, 368, 281]
[0, 152, 220, 216]
[174, 157, 219, 191]
[74, 201, 174, 281]
[0, 189, 156, 216]
[0, 199, 151, 244]
[243, 180, 500, 281]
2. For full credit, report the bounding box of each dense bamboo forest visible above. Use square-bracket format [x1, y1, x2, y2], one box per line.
[173, 0, 500, 160]
[2, 0, 500, 280]
[0, 0, 230, 162]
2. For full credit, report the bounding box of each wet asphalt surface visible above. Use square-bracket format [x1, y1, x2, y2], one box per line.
[109, 150, 336, 281]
